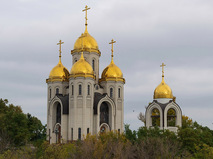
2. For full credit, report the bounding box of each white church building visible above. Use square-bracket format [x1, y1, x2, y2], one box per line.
[46, 6, 182, 144]
[145, 63, 182, 132]
[46, 6, 125, 143]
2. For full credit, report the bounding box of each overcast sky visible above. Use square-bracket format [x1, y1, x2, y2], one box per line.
[1, 0, 213, 130]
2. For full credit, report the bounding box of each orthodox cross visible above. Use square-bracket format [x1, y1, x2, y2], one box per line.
[57, 40, 64, 58]
[82, 5, 90, 26]
[160, 63, 166, 77]
[109, 39, 116, 59]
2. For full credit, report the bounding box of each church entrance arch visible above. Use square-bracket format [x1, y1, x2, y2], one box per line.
[54, 123, 61, 143]
[100, 123, 110, 133]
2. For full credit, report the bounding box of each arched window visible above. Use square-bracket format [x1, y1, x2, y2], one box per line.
[167, 108, 176, 127]
[87, 85, 90, 95]
[92, 59, 95, 70]
[56, 103, 61, 124]
[49, 89, 51, 98]
[79, 84, 82, 95]
[110, 88, 113, 98]
[78, 128, 81, 140]
[100, 102, 109, 125]
[151, 108, 160, 126]
[118, 88, 121, 98]
[71, 85, 74, 96]
[56, 88, 59, 94]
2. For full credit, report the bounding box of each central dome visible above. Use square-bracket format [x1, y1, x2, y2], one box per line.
[154, 78, 173, 99]
[70, 53, 95, 79]
[71, 28, 100, 55]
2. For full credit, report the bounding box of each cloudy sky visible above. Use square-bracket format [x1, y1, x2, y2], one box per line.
[1, 0, 213, 130]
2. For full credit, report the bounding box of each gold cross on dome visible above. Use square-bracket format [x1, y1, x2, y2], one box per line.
[109, 39, 116, 58]
[160, 62, 166, 77]
[57, 40, 64, 57]
[82, 5, 91, 26]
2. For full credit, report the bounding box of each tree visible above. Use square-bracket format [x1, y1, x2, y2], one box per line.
[0, 98, 46, 147]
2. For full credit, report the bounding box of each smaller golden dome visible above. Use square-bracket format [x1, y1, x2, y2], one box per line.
[100, 59, 125, 83]
[154, 77, 173, 99]
[71, 28, 100, 55]
[47, 59, 69, 83]
[70, 52, 95, 79]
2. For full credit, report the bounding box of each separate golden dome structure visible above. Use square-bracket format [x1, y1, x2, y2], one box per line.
[46, 40, 69, 83]
[154, 63, 173, 99]
[71, 5, 101, 55]
[70, 52, 95, 79]
[100, 39, 125, 83]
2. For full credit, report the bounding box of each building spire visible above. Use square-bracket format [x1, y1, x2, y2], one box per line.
[160, 62, 166, 81]
[57, 40, 64, 62]
[82, 5, 90, 33]
[109, 39, 116, 62]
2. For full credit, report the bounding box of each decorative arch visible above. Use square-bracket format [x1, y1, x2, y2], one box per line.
[100, 123, 110, 133]
[145, 103, 163, 128]
[164, 102, 182, 127]
[97, 95, 116, 132]
[53, 123, 61, 143]
[49, 97, 63, 128]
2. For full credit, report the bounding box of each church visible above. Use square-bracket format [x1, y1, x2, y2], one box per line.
[46, 6, 182, 144]
[46, 6, 125, 143]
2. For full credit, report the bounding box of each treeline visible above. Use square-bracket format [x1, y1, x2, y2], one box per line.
[0, 99, 213, 158]
[0, 99, 46, 149]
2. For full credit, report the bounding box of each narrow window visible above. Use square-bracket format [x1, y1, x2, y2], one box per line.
[56, 103, 61, 124]
[71, 128, 73, 140]
[92, 59, 95, 70]
[49, 89, 51, 98]
[72, 85, 74, 96]
[56, 88, 59, 94]
[49, 129, 50, 143]
[118, 88, 121, 98]
[87, 128, 89, 134]
[110, 88, 113, 98]
[78, 128, 81, 140]
[118, 129, 120, 134]
[87, 85, 90, 95]
[79, 85, 82, 95]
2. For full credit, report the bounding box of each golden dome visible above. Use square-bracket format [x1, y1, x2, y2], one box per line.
[100, 59, 125, 83]
[47, 59, 69, 83]
[71, 28, 100, 55]
[154, 77, 173, 99]
[70, 52, 95, 79]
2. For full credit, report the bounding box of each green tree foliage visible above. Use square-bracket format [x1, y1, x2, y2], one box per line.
[0, 98, 46, 147]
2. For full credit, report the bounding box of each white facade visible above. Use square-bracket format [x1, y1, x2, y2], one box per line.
[46, 49, 125, 144]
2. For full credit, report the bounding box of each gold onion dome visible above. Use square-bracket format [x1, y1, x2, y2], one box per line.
[154, 63, 173, 99]
[71, 5, 100, 55]
[47, 59, 69, 82]
[100, 39, 125, 83]
[70, 52, 95, 79]
[100, 59, 125, 83]
[72, 28, 100, 55]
